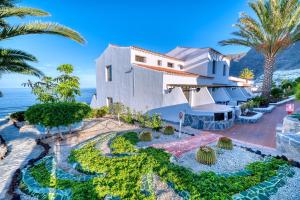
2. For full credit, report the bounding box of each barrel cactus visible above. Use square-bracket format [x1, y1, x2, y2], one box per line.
[139, 131, 152, 142]
[196, 146, 216, 165]
[163, 125, 175, 135]
[217, 137, 233, 150]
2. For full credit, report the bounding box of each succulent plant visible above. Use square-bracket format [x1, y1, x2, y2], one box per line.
[163, 125, 175, 135]
[196, 146, 216, 165]
[217, 137, 233, 150]
[139, 131, 152, 142]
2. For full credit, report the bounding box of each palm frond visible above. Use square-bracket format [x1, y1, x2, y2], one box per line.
[0, 60, 44, 77]
[0, 21, 86, 44]
[0, 7, 49, 19]
[0, 48, 37, 62]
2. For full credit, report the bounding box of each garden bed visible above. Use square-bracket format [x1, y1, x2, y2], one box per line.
[176, 145, 263, 174]
[17, 131, 298, 200]
[236, 111, 263, 124]
[252, 105, 275, 113]
[270, 96, 295, 106]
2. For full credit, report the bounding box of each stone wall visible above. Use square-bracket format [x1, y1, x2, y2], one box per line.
[183, 113, 234, 130]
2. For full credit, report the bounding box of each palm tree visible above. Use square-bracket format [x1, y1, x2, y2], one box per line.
[0, 0, 85, 79]
[220, 0, 300, 97]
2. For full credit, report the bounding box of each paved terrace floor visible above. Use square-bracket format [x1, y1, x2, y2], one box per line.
[211, 101, 300, 148]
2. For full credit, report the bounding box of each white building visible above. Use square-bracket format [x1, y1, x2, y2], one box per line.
[91, 44, 253, 130]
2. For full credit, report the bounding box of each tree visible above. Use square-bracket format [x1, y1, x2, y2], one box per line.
[23, 64, 80, 103]
[0, 0, 85, 90]
[239, 67, 254, 83]
[220, 0, 300, 97]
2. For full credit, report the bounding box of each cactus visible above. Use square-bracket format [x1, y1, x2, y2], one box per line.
[196, 146, 216, 165]
[163, 125, 175, 135]
[139, 131, 152, 142]
[217, 137, 233, 150]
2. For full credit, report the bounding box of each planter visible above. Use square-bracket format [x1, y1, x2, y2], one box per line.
[236, 112, 263, 124]
[252, 105, 275, 113]
[270, 96, 295, 106]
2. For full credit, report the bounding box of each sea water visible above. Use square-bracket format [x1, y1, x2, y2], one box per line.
[0, 88, 96, 119]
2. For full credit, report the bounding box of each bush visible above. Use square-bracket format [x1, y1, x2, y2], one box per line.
[139, 131, 152, 142]
[217, 137, 233, 150]
[25, 102, 91, 130]
[271, 87, 284, 99]
[196, 146, 216, 165]
[10, 111, 25, 122]
[252, 96, 269, 107]
[145, 113, 164, 131]
[120, 108, 134, 124]
[122, 132, 139, 145]
[87, 106, 109, 118]
[163, 125, 175, 135]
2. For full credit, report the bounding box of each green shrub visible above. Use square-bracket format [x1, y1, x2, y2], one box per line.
[271, 87, 284, 99]
[163, 125, 175, 135]
[122, 132, 139, 145]
[252, 96, 269, 107]
[145, 113, 164, 131]
[25, 102, 91, 130]
[139, 131, 152, 142]
[110, 134, 138, 154]
[217, 137, 233, 150]
[120, 108, 134, 124]
[10, 111, 25, 122]
[296, 83, 300, 101]
[87, 106, 109, 118]
[196, 146, 216, 165]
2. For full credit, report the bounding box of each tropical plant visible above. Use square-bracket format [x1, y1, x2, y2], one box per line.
[0, 0, 85, 83]
[23, 64, 80, 103]
[220, 0, 300, 97]
[196, 146, 216, 165]
[25, 102, 91, 136]
[145, 113, 163, 131]
[163, 125, 175, 135]
[239, 67, 254, 83]
[252, 96, 269, 107]
[271, 87, 284, 99]
[217, 137, 233, 150]
[120, 107, 134, 124]
[139, 131, 152, 142]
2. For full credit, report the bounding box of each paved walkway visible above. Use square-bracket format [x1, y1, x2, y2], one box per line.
[0, 119, 42, 199]
[153, 132, 221, 157]
[211, 101, 300, 148]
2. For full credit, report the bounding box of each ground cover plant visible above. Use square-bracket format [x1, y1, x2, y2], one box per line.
[26, 132, 289, 200]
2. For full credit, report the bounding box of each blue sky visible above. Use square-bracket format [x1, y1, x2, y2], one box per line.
[0, 0, 252, 88]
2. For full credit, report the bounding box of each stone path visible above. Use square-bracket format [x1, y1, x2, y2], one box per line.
[210, 101, 300, 148]
[152, 132, 221, 157]
[0, 119, 42, 199]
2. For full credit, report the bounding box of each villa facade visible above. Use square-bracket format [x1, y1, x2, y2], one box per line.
[91, 44, 253, 130]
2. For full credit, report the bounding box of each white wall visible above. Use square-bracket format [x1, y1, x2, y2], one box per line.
[162, 87, 188, 106]
[95, 45, 165, 112]
[209, 88, 231, 103]
[130, 48, 184, 70]
[190, 87, 215, 107]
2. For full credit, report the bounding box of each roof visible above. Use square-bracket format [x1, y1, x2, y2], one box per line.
[130, 46, 183, 62]
[134, 63, 213, 78]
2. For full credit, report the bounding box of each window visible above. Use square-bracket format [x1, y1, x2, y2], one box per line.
[178, 65, 183, 70]
[135, 55, 146, 63]
[228, 111, 233, 120]
[167, 62, 174, 68]
[212, 60, 216, 74]
[223, 64, 226, 76]
[106, 65, 112, 82]
[157, 60, 162, 66]
[106, 97, 113, 107]
[214, 113, 225, 121]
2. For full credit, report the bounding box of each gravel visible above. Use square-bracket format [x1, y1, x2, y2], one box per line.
[270, 167, 300, 200]
[176, 145, 263, 174]
[136, 130, 191, 148]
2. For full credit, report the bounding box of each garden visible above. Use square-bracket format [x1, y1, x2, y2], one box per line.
[19, 129, 298, 200]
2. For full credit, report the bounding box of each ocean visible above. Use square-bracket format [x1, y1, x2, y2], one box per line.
[0, 88, 96, 119]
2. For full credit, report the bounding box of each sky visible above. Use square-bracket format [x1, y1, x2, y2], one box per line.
[0, 0, 253, 88]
